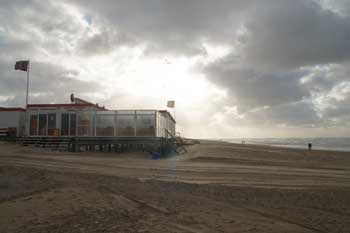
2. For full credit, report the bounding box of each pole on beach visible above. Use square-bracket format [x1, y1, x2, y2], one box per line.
[25, 61, 30, 136]
[26, 60, 30, 109]
[15, 59, 30, 136]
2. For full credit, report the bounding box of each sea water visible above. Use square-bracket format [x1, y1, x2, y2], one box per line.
[224, 137, 350, 152]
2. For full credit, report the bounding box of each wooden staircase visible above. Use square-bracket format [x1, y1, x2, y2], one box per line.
[164, 129, 187, 155]
[0, 128, 17, 140]
[16, 137, 73, 151]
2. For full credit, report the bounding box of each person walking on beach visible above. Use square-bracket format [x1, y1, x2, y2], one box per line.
[308, 143, 312, 150]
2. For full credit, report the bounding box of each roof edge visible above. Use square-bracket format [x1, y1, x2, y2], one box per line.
[0, 107, 26, 112]
[159, 110, 176, 123]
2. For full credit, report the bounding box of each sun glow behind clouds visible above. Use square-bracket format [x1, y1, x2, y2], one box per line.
[18, 1, 227, 110]
[60, 47, 225, 108]
[124, 57, 217, 103]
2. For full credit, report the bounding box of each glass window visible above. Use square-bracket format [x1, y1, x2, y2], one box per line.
[159, 114, 166, 137]
[136, 110, 156, 115]
[117, 115, 135, 136]
[136, 114, 155, 137]
[157, 112, 161, 137]
[97, 111, 115, 115]
[117, 110, 135, 115]
[61, 113, 69, 136]
[47, 113, 56, 136]
[77, 112, 92, 136]
[70, 113, 76, 136]
[38, 114, 47, 136]
[170, 120, 175, 136]
[96, 115, 115, 136]
[30, 115, 38, 136]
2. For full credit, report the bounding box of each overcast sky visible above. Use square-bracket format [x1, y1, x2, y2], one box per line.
[1, 0, 350, 138]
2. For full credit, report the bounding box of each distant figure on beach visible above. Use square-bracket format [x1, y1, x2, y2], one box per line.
[308, 143, 312, 150]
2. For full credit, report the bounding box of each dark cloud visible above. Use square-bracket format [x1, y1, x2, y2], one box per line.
[64, 0, 350, 66]
[241, 0, 350, 70]
[205, 64, 310, 110]
[244, 101, 321, 127]
[198, 0, 350, 128]
[204, 61, 350, 128]
[302, 63, 350, 92]
[315, 80, 350, 127]
[78, 28, 136, 56]
[67, 0, 255, 56]
[0, 60, 102, 107]
[0, 1, 103, 107]
[317, 0, 350, 17]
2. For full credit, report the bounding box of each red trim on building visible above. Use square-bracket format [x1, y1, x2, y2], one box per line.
[0, 107, 26, 112]
[27, 103, 106, 110]
[28, 103, 94, 108]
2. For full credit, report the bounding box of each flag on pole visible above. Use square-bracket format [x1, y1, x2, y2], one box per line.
[15, 60, 29, 71]
[167, 100, 175, 108]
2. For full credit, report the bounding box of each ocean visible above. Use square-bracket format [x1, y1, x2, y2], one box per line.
[224, 137, 350, 152]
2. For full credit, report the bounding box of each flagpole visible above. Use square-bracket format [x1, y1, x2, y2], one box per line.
[26, 60, 30, 109]
[25, 60, 30, 136]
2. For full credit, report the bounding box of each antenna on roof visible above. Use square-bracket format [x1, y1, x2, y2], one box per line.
[70, 93, 75, 103]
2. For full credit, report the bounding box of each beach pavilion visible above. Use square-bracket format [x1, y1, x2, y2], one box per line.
[0, 95, 181, 154]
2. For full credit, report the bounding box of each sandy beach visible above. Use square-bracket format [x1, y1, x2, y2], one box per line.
[0, 140, 350, 232]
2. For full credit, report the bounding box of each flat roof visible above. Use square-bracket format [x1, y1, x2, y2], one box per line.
[26, 107, 176, 123]
[0, 107, 25, 112]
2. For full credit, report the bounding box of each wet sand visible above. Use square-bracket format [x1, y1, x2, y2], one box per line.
[0, 141, 350, 232]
